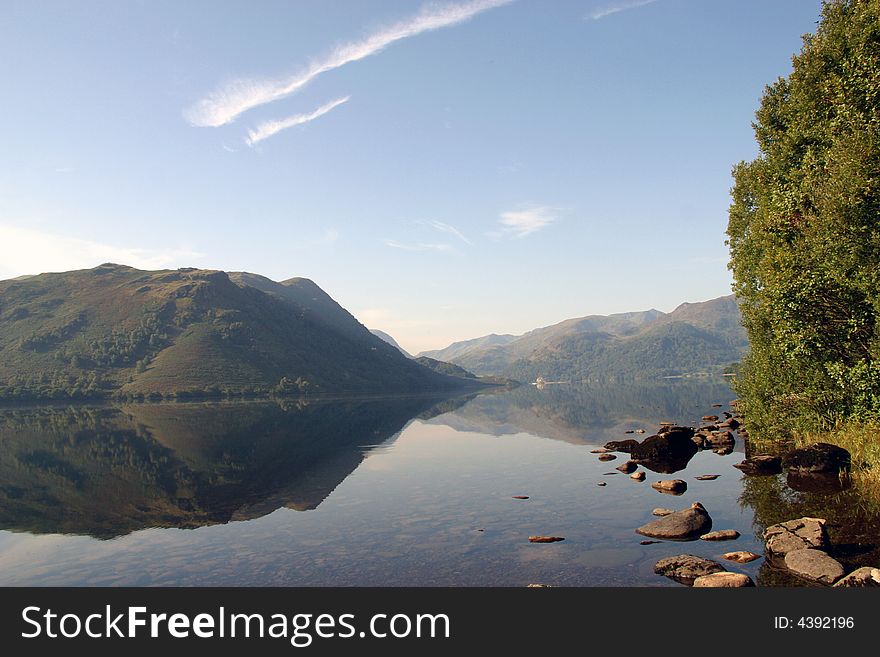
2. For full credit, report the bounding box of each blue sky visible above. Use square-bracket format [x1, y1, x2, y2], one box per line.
[0, 0, 823, 353]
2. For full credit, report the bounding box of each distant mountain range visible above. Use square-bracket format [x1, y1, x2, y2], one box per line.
[0, 264, 487, 400]
[418, 295, 747, 382]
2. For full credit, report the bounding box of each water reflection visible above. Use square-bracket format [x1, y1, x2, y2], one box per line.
[0, 396, 463, 539]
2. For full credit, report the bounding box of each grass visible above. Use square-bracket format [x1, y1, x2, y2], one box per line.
[751, 420, 880, 508]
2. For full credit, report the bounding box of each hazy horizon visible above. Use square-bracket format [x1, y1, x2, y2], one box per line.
[1, 0, 823, 353]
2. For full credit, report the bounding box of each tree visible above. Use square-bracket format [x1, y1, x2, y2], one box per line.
[727, 0, 880, 434]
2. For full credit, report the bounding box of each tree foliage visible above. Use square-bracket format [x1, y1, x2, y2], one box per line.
[728, 0, 880, 433]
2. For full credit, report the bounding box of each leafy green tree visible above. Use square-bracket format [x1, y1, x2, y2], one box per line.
[728, 0, 880, 434]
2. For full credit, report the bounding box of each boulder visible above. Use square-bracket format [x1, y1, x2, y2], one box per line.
[651, 479, 687, 495]
[636, 502, 712, 539]
[723, 551, 761, 563]
[733, 455, 782, 475]
[693, 572, 754, 588]
[657, 425, 695, 437]
[783, 443, 851, 473]
[616, 460, 638, 473]
[706, 430, 735, 448]
[700, 530, 740, 541]
[764, 517, 829, 555]
[783, 549, 845, 585]
[631, 430, 698, 474]
[654, 554, 725, 585]
[833, 567, 880, 588]
[604, 439, 640, 453]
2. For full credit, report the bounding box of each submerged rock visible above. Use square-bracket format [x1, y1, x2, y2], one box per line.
[783, 443, 851, 473]
[604, 439, 640, 453]
[651, 479, 688, 495]
[598, 453, 617, 462]
[640, 540, 662, 545]
[783, 549, 845, 585]
[654, 554, 725, 585]
[786, 470, 851, 494]
[512, 495, 530, 500]
[630, 471, 646, 481]
[700, 530, 740, 541]
[764, 517, 829, 555]
[723, 551, 761, 563]
[695, 474, 721, 481]
[833, 567, 880, 588]
[636, 502, 712, 539]
[652, 508, 674, 516]
[733, 455, 782, 475]
[528, 536, 565, 544]
[693, 572, 754, 588]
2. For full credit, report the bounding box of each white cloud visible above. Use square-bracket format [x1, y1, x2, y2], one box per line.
[0, 224, 204, 280]
[184, 0, 514, 128]
[498, 207, 557, 238]
[589, 0, 658, 20]
[416, 219, 473, 245]
[245, 96, 351, 146]
[383, 239, 454, 253]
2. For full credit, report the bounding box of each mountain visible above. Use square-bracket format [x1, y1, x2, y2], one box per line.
[0, 264, 482, 400]
[413, 356, 477, 379]
[369, 329, 412, 358]
[419, 295, 746, 382]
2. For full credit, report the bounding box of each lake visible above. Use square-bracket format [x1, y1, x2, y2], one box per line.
[1, 382, 877, 586]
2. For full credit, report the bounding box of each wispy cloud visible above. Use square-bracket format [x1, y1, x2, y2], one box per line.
[416, 219, 473, 245]
[589, 0, 658, 21]
[245, 96, 351, 146]
[185, 0, 514, 128]
[384, 239, 454, 253]
[0, 224, 203, 280]
[498, 207, 557, 238]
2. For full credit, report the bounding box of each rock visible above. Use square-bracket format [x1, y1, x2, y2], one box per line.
[701, 530, 740, 541]
[625, 430, 635, 434]
[693, 572, 755, 588]
[651, 479, 687, 495]
[783, 442, 851, 473]
[528, 536, 565, 543]
[654, 554, 725, 585]
[630, 471, 646, 481]
[783, 549, 845, 585]
[723, 551, 761, 563]
[527, 583, 552, 588]
[712, 404, 723, 408]
[833, 567, 880, 588]
[512, 495, 530, 499]
[733, 455, 782, 475]
[695, 474, 721, 481]
[691, 434, 707, 448]
[603, 472, 619, 475]
[764, 517, 829, 555]
[636, 502, 712, 539]
[596, 482, 607, 487]
[604, 439, 640, 453]
[706, 430, 735, 448]
[590, 448, 611, 454]
[658, 424, 693, 436]
[786, 470, 851, 494]
[616, 460, 638, 473]
[718, 417, 741, 430]
[722, 411, 732, 419]
[640, 540, 662, 545]
[652, 508, 674, 516]
[635, 429, 646, 434]
[630, 430, 698, 473]
[702, 415, 719, 422]
[598, 453, 617, 461]
[712, 446, 733, 456]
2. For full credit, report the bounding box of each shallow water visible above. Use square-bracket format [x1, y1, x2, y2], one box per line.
[0, 382, 875, 586]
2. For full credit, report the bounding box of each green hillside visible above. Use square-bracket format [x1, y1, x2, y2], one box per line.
[0, 264, 478, 401]
[423, 295, 746, 382]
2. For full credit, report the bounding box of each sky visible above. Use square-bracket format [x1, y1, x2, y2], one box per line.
[0, 0, 825, 354]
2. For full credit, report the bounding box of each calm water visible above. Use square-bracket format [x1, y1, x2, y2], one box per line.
[0, 382, 877, 586]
